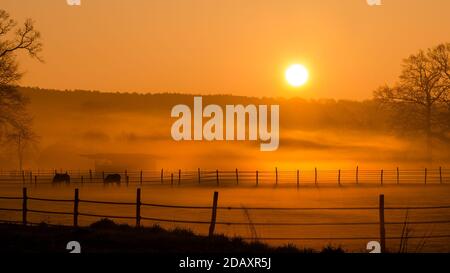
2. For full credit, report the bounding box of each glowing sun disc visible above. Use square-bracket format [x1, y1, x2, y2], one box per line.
[285, 64, 309, 87]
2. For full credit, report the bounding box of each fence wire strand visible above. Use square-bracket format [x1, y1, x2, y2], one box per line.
[1, 188, 450, 247]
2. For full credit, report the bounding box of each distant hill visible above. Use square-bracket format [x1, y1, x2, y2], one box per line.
[19, 86, 386, 131]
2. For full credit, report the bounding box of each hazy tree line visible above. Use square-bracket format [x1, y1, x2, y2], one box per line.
[20, 86, 388, 132]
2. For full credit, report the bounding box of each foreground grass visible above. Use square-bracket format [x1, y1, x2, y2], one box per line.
[0, 219, 344, 253]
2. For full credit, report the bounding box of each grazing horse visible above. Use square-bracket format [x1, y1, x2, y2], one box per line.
[104, 173, 121, 184]
[53, 172, 70, 184]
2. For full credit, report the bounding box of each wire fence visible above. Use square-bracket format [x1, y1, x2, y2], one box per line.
[0, 167, 449, 186]
[1, 187, 450, 252]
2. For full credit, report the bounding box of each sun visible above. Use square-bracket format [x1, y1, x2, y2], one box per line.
[285, 64, 309, 87]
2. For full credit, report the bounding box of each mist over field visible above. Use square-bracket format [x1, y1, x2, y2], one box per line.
[1, 87, 448, 171]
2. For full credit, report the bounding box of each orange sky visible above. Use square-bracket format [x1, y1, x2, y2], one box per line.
[3, 0, 450, 99]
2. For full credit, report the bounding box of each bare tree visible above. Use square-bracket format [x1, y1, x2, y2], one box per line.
[0, 9, 42, 170]
[374, 43, 450, 160]
[5, 119, 38, 171]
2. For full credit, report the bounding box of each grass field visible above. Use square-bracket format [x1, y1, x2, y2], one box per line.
[1, 182, 450, 253]
[0, 219, 345, 253]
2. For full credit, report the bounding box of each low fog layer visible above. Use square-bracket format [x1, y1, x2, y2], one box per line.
[0, 87, 448, 171]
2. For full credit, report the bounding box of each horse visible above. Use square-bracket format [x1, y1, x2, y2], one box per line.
[53, 172, 70, 184]
[104, 173, 121, 184]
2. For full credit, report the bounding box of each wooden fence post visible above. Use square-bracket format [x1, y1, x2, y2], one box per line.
[396, 167, 399, 184]
[216, 169, 219, 186]
[136, 188, 141, 228]
[198, 168, 201, 184]
[380, 169, 384, 186]
[161, 168, 164, 184]
[89, 169, 92, 182]
[356, 166, 359, 184]
[256, 170, 259, 186]
[34, 175, 37, 185]
[81, 176, 84, 184]
[73, 188, 79, 227]
[22, 171, 25, 184]
[338, 169, 341, 186]
[424, 168, 427, 184]
[314, 168, 317, 185]
[171, 173, 174, 186]
[140, 170, 143, 185]
[275, 167, 278, 185]
[440, 166, 442, 184]
[178, 169, 181, 185]
[208, 191, 219, 238]
[235, 168, 239, 185]
[297, 170, 299, 188]
[22, 187, 27, 226]
[379, 194, 386, 253]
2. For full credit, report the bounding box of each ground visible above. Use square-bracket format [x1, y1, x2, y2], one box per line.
[0, 219, 343, 253]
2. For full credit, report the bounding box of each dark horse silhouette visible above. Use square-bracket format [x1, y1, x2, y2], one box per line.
[53, 172, 70, 184]
[104, 173, 121, 184]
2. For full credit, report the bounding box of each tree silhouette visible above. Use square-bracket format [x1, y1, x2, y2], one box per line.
[0, 9, 42, 170]
[374, 43, 450, 160]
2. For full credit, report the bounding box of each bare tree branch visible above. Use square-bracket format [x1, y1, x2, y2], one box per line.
[0, 18, 42, 61]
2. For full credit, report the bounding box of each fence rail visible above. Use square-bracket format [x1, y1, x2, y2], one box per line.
[1, 188, 450, 252]
[0, 167, 449, 187]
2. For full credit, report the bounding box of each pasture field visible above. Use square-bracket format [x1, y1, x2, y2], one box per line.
[1, 173, 450, 253]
